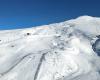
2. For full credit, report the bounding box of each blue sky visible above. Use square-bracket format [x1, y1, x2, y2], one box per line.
[0, 0, 100, 30]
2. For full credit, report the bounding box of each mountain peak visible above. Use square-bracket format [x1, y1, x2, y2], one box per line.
[0, 16, 100, 80]
[77, 15, 94, 20]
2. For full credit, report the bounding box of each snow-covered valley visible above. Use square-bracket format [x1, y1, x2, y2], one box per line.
[0, 16, 100, 80]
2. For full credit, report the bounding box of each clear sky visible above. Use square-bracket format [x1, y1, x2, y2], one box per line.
[0, 0, 100, 30]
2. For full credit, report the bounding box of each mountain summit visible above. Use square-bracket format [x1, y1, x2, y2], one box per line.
[0, 16, 100, 80]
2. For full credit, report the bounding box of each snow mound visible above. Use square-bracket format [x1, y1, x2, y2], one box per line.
[0, 16, 100, 80]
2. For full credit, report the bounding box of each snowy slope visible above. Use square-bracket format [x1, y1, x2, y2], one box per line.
[0, 16, 100, 80]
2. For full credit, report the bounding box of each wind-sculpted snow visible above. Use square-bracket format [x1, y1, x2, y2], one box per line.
[0, 16, 100, 80]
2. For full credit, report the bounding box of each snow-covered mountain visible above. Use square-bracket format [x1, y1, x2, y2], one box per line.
[0, 16, 100, 80]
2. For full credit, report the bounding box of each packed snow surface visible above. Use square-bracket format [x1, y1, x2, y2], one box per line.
[0, 16, 100, 80]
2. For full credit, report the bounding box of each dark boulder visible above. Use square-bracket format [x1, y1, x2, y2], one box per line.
[92, 39, 100, 56]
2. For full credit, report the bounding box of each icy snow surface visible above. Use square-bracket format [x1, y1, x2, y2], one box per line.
[0, 16, 100, 80]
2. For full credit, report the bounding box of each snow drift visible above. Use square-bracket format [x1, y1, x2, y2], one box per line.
[0, 16, 100, 80]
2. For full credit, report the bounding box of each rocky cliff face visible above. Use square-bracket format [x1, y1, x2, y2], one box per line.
[0, 16, 100, 80]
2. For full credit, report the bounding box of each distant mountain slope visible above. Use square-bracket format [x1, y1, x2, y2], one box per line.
[0, 16, 100, 80]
